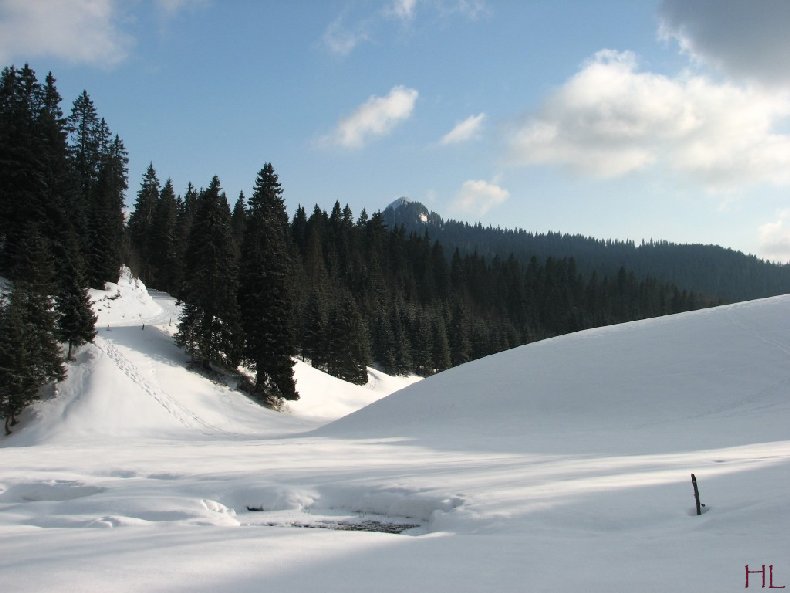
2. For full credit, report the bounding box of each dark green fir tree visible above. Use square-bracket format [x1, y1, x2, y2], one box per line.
[55, 259, 97, 361]
[175, 176, 243, 370]
[326, 294, 370, 385]
[238, 163, 298, 402]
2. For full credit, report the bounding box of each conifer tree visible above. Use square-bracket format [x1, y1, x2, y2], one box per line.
[55, 258, 97, 361]
[171, 183, 198, 298]
[301, 289, 329, 370]
[238, 164, 298, 402]
[449, 299, 472, 367]
[88, 132, 127, 287]
[149, 179, 179, 292]
[291, 205, 308, 258]
[231, 191, 246, 251]
[128, 164, 160, 284]
[431, 310, 451, 373]
[371, 310, 397, 374]
[0, 292, 38, 435]
[0, 282, 65, 435]
[66, 91, 126, 287]
[175, 177, 243, 370]
[327, 294, 370, 384]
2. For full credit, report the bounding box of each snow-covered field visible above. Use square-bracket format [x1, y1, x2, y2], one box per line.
[2, 271, 789, 592]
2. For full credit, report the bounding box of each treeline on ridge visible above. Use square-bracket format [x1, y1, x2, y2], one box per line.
[383, 200, 790, 303]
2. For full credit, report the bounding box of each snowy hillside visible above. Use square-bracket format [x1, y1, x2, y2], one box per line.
[321, 296, 790, 452]
[6, 269, 418, 445]
[2, 275, 790, 592]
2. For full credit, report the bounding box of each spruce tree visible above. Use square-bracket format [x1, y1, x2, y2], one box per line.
[449, 299, 472, 367]
[149, 179, 179, 292]
[88, 132, 127, 287]
[301, 289, 329, 370]
[231, 190, 246, 251]
[326, 294, 370, 385]
[431, 310, 451, 373]
[127, 164, 160, 284]
[66, 91, 126, 287]
[0, 282, 65, 435]
[0, 292, 39, 435]
[171, 183, 198, 298]
[238, 164, 298, 402]
[55, 259, 97, 361]
[175, 177, 243, 370]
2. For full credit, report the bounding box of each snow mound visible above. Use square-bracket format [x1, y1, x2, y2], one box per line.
[90, 267, 167, 328]
[319, 296, 790, 453]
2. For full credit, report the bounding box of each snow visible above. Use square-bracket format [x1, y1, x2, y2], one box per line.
[2, 271, 790, 592]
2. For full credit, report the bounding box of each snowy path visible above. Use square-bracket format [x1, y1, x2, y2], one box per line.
[93, 335, 226, 435]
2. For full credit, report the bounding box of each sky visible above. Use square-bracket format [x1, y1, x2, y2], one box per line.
[2, 0, 790, 261]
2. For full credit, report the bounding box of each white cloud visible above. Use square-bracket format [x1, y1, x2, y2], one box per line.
[386, 0, 418, 21]
[659, 0, 790, 87]
[322, 17, 369, 57]
[324, 0, 486, 57]
[758, 210, 790, 262]
[440, 112, 486, 145]
[323, 85, 418, 149]
[0, 0, 132, 68]
[506, 50, 790, 191]
[452, 179, 509, 216]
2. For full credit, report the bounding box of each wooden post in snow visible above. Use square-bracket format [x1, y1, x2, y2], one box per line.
[691, 473, 702, 515]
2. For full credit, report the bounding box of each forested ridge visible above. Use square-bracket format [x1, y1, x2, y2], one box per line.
[1, 64, 722, 425]
[383, 199, 790, 302]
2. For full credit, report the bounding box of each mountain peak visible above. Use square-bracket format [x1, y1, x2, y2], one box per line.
[385, 196, 413, 210]
[382, 197, 442, 228]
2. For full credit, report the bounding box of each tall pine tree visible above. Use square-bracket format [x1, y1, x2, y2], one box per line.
[127, 164, 160, 284]
[175, 177, 243, 370]
[238, 164, 298, 402]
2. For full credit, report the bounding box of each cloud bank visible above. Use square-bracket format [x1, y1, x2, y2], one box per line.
[507, 50, 790, 191]
[659, 0, 790, 87]
[324, 85, 419, 149]
[0, 0, 132, 68]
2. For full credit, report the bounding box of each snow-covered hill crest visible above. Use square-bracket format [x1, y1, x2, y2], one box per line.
[320, 295, 790, 453]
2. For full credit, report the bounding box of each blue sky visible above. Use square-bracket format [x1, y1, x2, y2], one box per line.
[3, 0, 790, 261]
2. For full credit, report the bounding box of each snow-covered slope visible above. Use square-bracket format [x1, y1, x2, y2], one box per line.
[2, 274, 790, 593]
[320, 296, 790, 453]
[7, 269, 417, 445]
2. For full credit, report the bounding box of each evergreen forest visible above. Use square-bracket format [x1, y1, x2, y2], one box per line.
[125, 165, 717, 401]
[0, 65, 122, 432]
[382, 199, 790, 303]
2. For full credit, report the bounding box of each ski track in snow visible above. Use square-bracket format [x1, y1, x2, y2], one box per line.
[93, 335, 225, 435]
